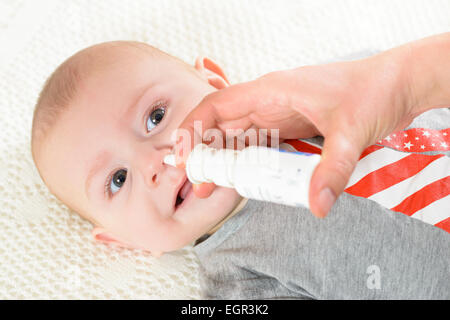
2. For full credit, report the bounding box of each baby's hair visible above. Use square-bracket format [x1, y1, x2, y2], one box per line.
[31, 52, 81, 163]
[31, 41, 188, 226]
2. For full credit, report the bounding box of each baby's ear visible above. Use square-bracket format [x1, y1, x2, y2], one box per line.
[91, 227, 130, 248]
[195, 56, 230, 89]
[91, 227, 164, 257]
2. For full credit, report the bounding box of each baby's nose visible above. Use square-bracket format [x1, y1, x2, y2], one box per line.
[146, 171, 159, 188]
[142, 160, 162, 188]
[140, 147, 173, 188]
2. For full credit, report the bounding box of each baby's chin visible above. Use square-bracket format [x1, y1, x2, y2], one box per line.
[128, 187, 242, 253]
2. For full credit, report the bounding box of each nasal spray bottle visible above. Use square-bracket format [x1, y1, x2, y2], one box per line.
[164, 143, 321, 208]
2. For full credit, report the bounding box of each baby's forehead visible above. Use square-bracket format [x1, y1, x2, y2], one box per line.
[76, 42, 197, 91]
[55, 44, 157, 96]
[76, 42, 160, 77]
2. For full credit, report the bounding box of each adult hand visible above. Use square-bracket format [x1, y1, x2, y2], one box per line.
[175, 33, 449, 218]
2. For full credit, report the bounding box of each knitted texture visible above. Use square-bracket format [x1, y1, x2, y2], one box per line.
[0, 0, 449, 299]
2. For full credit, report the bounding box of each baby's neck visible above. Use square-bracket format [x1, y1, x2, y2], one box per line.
[206, 197, 248, 236]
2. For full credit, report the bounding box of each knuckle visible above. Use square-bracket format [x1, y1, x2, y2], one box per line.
[256, 71, 292, 107]
[200, 94, 217, 111]
[261, 69, 291, 83]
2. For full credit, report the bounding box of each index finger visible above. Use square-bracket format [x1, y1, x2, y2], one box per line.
[174, 79, 266, 166]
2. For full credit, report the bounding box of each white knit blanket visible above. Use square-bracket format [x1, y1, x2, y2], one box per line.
[0, 0, 449, 299]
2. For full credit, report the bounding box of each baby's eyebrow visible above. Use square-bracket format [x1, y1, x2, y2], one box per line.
[120, 84, 153, 121]
[85, 150, 111, 200]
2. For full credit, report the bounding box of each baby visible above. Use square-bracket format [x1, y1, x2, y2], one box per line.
[31, 41, 244, 256]
[32, 41, 449, 299]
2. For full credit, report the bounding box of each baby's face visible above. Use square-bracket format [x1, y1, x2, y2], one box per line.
[39, 47, 242, 255]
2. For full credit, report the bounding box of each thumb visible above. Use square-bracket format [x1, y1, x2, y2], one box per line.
[309, 130, 365, 218]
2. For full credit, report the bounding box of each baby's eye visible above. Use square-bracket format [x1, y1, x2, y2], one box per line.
[146, 106, 166, 132]
[108, 169, 127, 195]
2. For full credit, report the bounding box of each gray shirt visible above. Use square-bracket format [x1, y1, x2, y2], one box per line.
[194, 195, 449, 299]
[193, 108, 450, 299]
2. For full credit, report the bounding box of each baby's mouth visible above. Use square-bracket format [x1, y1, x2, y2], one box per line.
[175, 178, 193, 209]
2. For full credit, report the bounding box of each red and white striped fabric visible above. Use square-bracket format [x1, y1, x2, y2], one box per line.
[283, 127, 450, 233]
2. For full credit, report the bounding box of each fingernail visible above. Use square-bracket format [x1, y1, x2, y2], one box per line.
[318, 187, 336, 217]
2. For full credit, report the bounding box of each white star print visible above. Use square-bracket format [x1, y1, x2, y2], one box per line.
[404, 141, 413, 150]
[392, 134, 396, 137]
[422, 131, 430, 137]
[441, 142, 448, 148]
[404, 133, 408, 137]
[432, 143, 435, 147]
[385, 136, 392, 142]
[415, 137, 419, 140]
[420, 145, 425, 149]
[395, 145, 400, 148]
[443, 132, 447, 136]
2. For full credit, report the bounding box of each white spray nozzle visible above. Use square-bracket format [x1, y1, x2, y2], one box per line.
[163, 154, 176, 167]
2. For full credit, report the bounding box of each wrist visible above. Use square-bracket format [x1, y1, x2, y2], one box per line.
[402, 33, 450, 116]
[373, 44, 422, 121]
[365, 47, 418, 129]
[402, 42, 433, 117]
